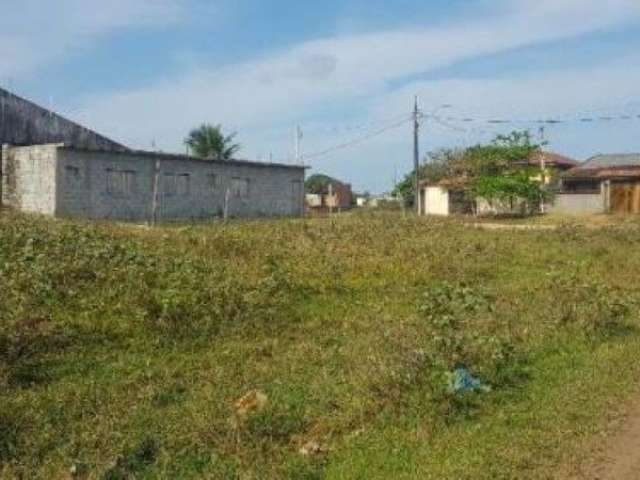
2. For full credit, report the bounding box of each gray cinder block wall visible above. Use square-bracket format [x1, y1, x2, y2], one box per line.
[549, 192, 606, 215]
[0, 88, 127, 151]
[2, 144, 306, 221]
[1, 144, 58, 215]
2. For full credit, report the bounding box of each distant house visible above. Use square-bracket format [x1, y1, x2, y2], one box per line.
[356, 196, 368, 207]
[366, 194, 401, 209]
[553, 154, 640, 215]
[305, 175, 353, 212]
[326, 180, 353, 209]
[516, 151, 579, 184]
[420, 177, 474, 216]
[420, 151, 578, 216]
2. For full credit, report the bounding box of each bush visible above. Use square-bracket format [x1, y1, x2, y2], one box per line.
[548, 270, 636, 338]
[420, 283, 500, 367]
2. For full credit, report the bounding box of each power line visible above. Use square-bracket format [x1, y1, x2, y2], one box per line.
[299, 112, 415, 137]
[302, 115, 413, 161]
[284, 102, 639, 165]
[423, 111, 640, 126]
[430, 114, 504, 139]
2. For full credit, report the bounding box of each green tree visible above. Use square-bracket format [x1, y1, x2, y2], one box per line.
[185, 124, 240, 160]
[305, 174, 339, 194]
[472, 171, 548, 214]
[465, 131, 540, 177]
[393, 148, 466, 206]
[466, 131, 547, 213]
[393, 131, 548, 214]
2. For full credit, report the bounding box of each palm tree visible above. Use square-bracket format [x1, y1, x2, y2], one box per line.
[184, 124, 241, 160]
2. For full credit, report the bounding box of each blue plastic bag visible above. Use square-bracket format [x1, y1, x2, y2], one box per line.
[448, 366, 492, 394]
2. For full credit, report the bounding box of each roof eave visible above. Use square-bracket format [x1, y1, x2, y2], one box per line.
[57, 145, 309, 170]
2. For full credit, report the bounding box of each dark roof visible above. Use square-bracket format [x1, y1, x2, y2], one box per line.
[59, 145, 307, 170]
[580, 154, 640, 169]
[420, 176, 470, 189]
[527, 151, 579, 169]
[564, 154, 640, 180]
[0, 87, 128, 151]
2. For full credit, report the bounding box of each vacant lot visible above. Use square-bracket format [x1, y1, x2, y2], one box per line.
[2, 209, 640, 479]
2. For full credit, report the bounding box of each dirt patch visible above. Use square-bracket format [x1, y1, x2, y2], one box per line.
[470, 222, 558, 231]
[565, 398, 640, 479]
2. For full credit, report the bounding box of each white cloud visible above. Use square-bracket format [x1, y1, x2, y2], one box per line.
[298, 52, 640, 189]
[11, 0, 638, 190]
[0, 0, 185, 78]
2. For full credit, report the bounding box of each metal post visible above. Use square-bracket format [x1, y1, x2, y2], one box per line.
[150, 159, 160, 225]
[539, 127, 546, 214]
[295, 126, 303, 165]
[1, 144, 10, 208]
[328, 183, 334, 217]
[413, 96, 421, 215]
[224, 187, 231, 222]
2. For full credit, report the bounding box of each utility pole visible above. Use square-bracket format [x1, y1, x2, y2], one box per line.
[538, 126, 546, 214]
[393, 164, 398, 195]
[150, 159, 161, 225]
[413, 96, 421, 215]
[328, 183, 334, 217]
[295, 125, 303, 165]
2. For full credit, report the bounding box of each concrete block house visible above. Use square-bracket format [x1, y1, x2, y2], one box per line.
[554, 154, 640, 215]
[0, 87, 305, 221]
[305, 175, 353, 213]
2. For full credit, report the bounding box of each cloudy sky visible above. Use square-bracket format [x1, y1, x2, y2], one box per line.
[2, 0, 640, 192]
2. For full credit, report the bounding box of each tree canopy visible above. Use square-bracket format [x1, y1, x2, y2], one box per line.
[184, 124, 241, 160]
[393, 148, 466, 205]
[393, 130, 548, 212]
[305, 174, 342, 194]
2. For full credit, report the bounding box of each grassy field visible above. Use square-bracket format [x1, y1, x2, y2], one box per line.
[2, 209, 640, 479]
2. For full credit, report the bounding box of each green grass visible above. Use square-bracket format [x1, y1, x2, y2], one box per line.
[2, 208, 640, 479]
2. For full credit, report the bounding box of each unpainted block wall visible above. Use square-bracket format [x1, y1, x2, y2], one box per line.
[1, 145, 57, 215]
[56, 149, 305, 221]
[549, 192, 606, 215]
[0, 88, 127, 151]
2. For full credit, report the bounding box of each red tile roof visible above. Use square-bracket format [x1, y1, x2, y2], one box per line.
[525, 151, 579, 169]
[564, 165, 640, 179]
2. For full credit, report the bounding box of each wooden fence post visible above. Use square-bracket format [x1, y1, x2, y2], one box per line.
[150, 159, 161, 225]
[224, 188, 231, 223]
[0, 144, 10, 209]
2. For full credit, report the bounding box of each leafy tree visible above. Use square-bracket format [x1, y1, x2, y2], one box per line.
[466, 131, 546, 212]
[465, 131, 540, 177]
[393, 148, 466, 206]
[472, 170, 548, 213]
[305, 174, 340, 194]
[393, 131, 548, 214]
[185, 124, 240, 160]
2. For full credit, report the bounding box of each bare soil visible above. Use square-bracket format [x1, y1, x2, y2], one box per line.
[568, 400, 640, 479]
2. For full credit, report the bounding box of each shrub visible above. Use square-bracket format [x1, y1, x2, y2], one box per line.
[104, 437, 159, 480]
[548, 270, 636, 338]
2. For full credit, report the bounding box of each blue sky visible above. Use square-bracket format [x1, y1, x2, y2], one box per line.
[2, 0, 640, 193]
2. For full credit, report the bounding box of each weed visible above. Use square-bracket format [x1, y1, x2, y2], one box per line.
[0, 413, 21, 462]
[2, 210, 640, 479]
[104, 437, 159, 480]
[549, 269, 636, 338]
[152, 383, 188, 408]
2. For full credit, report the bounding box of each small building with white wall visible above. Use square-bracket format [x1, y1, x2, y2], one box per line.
[420, 179, 474, 216]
